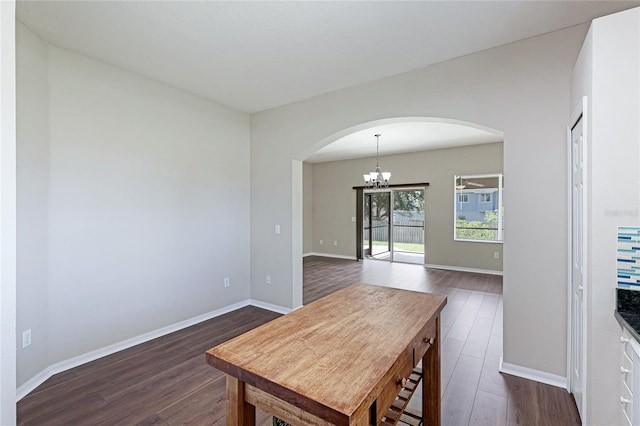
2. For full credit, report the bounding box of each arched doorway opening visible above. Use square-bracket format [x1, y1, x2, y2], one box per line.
[292, 116, 504, 304]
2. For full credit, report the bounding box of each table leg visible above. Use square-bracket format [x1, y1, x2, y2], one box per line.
[226, 375, 256, 426]
[423, 316, 441, 426]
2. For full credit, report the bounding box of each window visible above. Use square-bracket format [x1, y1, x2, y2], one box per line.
[454, 174, 504, 242]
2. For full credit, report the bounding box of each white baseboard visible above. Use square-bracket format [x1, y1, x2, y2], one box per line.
[305, 252, 357, 260]
[499, 357, 568, 389]
[17, 298, 291, 401]
[249, 299, 292, 315]
[425, 263, 503, 276]
[16, 368, 54, 402]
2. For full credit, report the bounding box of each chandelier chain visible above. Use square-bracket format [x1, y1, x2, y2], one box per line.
[363, 134, 390, 188]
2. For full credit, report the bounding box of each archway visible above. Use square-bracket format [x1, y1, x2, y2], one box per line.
[292, 116, 504, 307]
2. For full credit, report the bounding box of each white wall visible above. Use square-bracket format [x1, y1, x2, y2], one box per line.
[0, 2, 17, 423]
[16, 24, 251, 387]
[308, 143, 504, 272]
[303, 162, 313, 254]
[571, 8, 640, 425]
[16, 22, 50, 391]
[251, 25, 588, 378]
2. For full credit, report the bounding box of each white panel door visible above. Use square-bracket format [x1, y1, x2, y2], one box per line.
[570, 114, 586, 420]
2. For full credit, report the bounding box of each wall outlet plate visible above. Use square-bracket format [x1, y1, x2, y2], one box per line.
[22, 329, 32, 348]
[224, 277, 230, 288]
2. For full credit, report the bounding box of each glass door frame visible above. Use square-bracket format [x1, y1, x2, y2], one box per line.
[355, 183, 429, 263]
[364, 190, 392, 259]
[363, 187, 425, 263]
[391, 187, 425, 264]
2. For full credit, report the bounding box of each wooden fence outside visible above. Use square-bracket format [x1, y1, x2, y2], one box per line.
[365, 220, 424, 245]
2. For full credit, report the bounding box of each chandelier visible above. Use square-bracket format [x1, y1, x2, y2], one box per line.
[363, 134, 391, 188]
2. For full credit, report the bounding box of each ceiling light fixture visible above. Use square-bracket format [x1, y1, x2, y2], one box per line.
[363, 134, 391, 188]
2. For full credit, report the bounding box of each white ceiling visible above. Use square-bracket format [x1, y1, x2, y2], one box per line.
[306, 119, 503, 163]
[16, 1, 640, 162]
[17, 1, 639, 114]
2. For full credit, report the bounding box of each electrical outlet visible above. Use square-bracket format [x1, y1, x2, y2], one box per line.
[319, 240, 323, 245]
[224, 277, 230, 288]
[494, 252, 500, 259]
[266, 275, 271, 285]
[22, 329, 31, 349]
[275, 224, 281, 234]
[333, 240, 338, 246]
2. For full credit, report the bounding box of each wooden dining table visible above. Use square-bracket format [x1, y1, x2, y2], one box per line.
[206, 283, 447, 425]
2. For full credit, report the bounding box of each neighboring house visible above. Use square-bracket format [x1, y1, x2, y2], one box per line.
[456, 189, 499, 222]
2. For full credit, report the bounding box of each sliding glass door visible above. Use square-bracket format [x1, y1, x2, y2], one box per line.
[364, 192, 391, 257]
[363, 189, 424, 264]
[392, 190, 425, 264]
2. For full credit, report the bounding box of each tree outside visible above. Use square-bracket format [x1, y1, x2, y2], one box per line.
[394, 190, 424, 214]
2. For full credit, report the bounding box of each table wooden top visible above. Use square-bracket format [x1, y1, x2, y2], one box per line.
[206, 283, 447, 424]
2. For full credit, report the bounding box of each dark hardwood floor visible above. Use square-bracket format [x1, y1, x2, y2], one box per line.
[17, 256, 580, 425]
